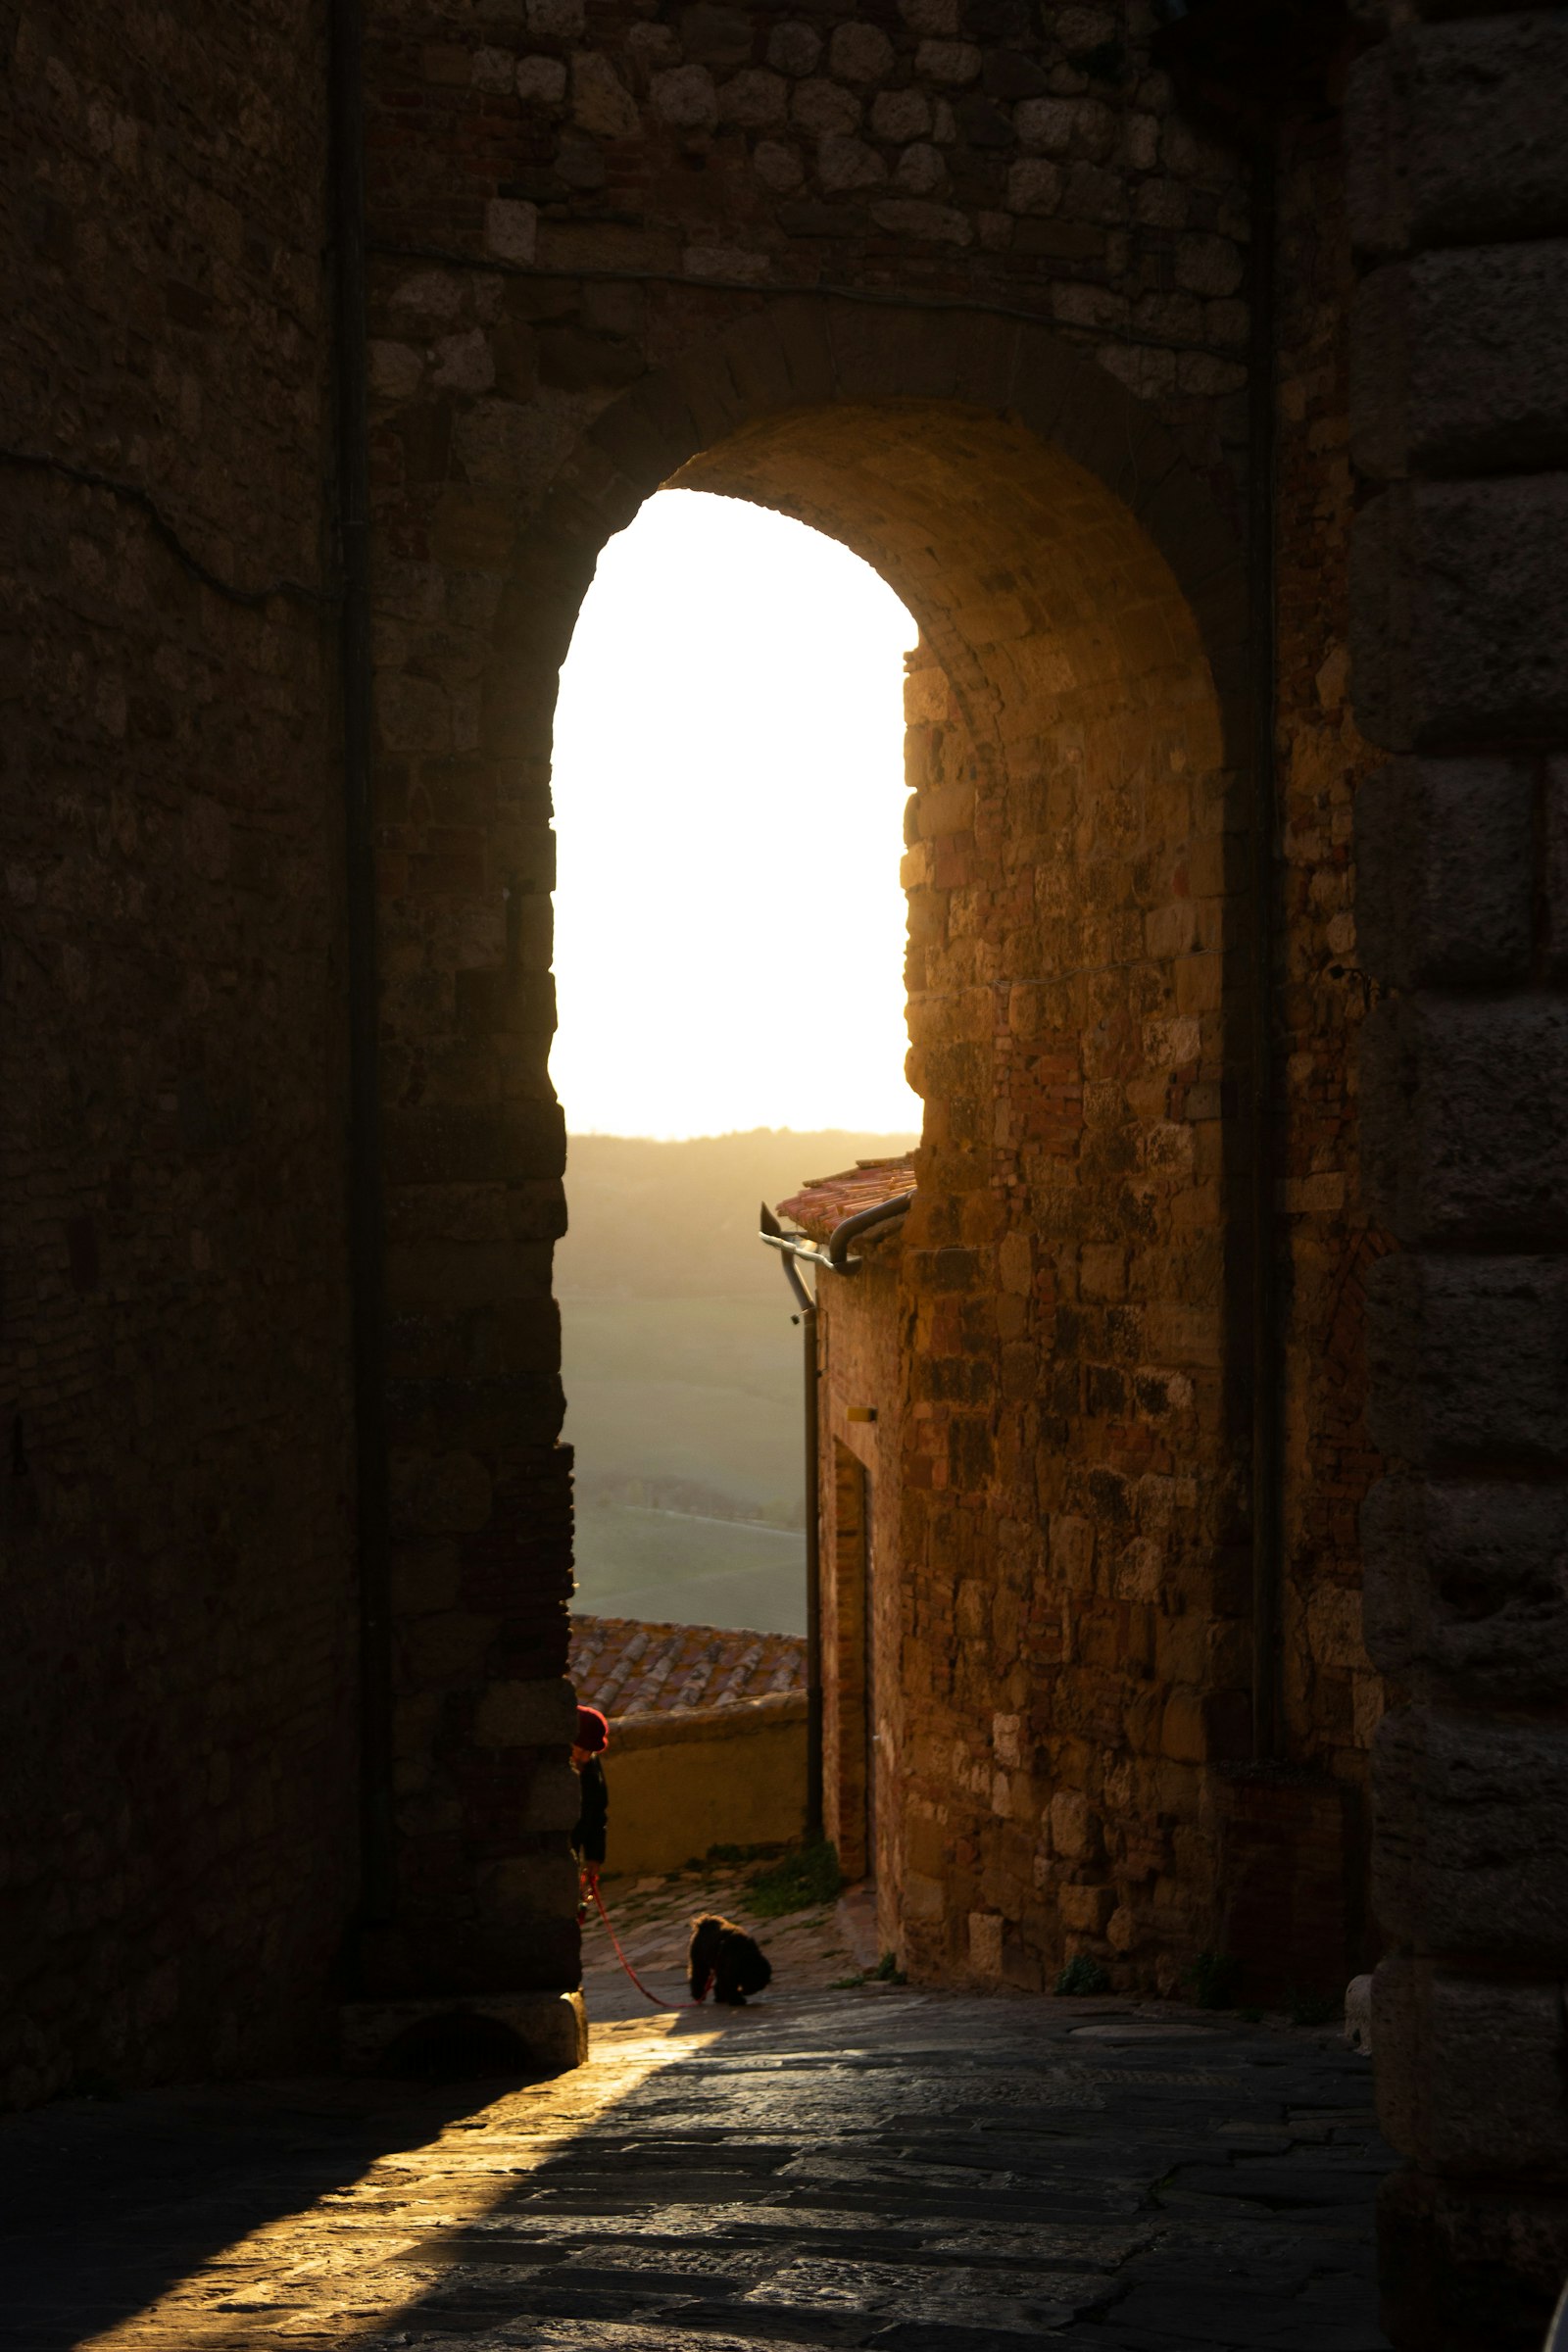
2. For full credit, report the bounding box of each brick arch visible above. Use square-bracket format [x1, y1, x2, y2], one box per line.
[374, 294, 1253, 2006]
[499, 296, 1248, 761]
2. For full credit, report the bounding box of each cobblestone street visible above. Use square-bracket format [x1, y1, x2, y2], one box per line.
[2, 1903, 1392, 2352]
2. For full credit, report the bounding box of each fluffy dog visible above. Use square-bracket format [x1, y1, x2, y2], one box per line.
[688, 1912, 772, 2005]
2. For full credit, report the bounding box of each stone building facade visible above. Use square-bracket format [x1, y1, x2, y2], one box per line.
[4, 1, 1567, 2344]
[2, 0, 360, 2103]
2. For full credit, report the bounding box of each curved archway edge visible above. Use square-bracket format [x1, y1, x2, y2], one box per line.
[371, 288, 1260, 2004]
[507, 296, 1250, 748]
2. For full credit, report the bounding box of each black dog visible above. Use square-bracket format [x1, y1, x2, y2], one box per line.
[688, 1912, 772, 2005]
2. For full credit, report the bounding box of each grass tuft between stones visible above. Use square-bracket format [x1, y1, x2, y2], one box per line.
[1054, 1955, 1112, 1996]
[746, 1839, 842, 1918]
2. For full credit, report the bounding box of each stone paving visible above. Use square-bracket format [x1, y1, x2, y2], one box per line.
[0, 1872, 1392, 2351]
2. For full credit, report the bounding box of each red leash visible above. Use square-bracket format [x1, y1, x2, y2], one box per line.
[588, 1878, 697, 2010]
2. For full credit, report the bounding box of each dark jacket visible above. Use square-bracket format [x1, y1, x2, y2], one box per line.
[572, 1754, 608, 1866]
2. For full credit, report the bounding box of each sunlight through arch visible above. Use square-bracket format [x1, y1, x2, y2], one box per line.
[549, 489, 921, 1142]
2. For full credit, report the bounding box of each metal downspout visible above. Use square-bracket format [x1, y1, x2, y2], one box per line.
[766, 1225, 824, 1844]
[760, 1193, 913, 1842]
[826, 1193, 915, 1271]
[801, 1290, 823, 1844]
[330, 0, 395, 1932]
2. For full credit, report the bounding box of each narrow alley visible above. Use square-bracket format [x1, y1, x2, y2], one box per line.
[2, 1872, 1391, 2351]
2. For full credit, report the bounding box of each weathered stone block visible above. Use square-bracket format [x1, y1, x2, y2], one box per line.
[1547, 755, 1568, 982]
[1350, 477, 1568, 751]
[1346, 14, 1568, 260]
[1373, 1955, 1568, 2172]
[1352, 246, 1568, 479]
[1373, 1704, 1568, 1961]
[1362, 1476, 1568, 1702]
[1361, 996, 1568, 1243]
[1356, 756, 1534, 988]
[1366, 1252, 1568, 1468]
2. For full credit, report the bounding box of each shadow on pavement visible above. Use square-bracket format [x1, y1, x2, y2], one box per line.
[0, 2064, 531, 2350]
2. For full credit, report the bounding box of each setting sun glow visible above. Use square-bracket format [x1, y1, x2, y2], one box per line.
[549, 490, 921, 1141]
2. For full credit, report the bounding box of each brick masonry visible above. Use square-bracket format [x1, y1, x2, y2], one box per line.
[3, 0, 1382, 2072]
[6, 2, 1563, 2337]
[0, 5, 357, 2101]
[355, 0, 1277, 2027]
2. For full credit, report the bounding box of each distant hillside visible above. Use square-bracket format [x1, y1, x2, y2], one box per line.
[557, 1127, 920, 1300]
[560, 1127, 917, 1634]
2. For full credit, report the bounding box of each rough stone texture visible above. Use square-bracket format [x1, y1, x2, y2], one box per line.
[1345, 10, 1568, 258]
[1351, 477, 1568, 752]
[16, 14, 1560, 2344]
[1361, 996, 1568, 1243]
[873, 500, 1243, 1998]
[1348, 8, 1568, 2333]
[1373, 1957, 1568, 2174]
[1372, 1704, 1568, 1963]
[1352, 243, 1568, 479]
[1366, 1252, 1568, 1470]
[361, 148, 1261, 2002]
[1357, 756, 1536, 988]
[1361, 1477, 1568, 1704]
[343, 0, 1410, 2025]
[0, 3, 357, 2104]
[1273, 113, 1391, 1865]
[4, 0, 1400, 2109]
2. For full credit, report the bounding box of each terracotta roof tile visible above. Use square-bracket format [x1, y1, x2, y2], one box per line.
[569, 1614, 807, 1721]
[773, 1153, 916, 1245]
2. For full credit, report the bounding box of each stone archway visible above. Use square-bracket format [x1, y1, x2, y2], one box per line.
[365, 289, 1252, 2009]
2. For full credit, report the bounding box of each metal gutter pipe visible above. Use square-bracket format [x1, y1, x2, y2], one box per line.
[827, 1193, 915, 1271]
[759, 1191, 914, 1846]
[761, 1205, 823, 1842]
[330, 0, 395, 1932]
[759, 1194, 914, 1277]
[800, 1286, 823, 1844]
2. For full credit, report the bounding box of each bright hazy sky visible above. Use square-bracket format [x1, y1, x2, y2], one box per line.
[550, 490, 923, 1140]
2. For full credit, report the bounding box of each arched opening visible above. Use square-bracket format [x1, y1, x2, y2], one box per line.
[374, 302, 1251, 2008]
[550, 393, 1240, 1988]
[548, 489, 918, 1644]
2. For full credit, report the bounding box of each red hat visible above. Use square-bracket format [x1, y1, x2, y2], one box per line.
[574, 1704, 609, 1753]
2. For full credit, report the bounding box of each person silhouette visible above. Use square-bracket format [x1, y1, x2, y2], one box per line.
[570, 1703, 609, 1916]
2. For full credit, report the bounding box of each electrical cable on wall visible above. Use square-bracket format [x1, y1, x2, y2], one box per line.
[0, 444, 340, 612]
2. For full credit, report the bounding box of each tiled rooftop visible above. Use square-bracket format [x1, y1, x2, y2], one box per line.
[774, 1153, 916, 1245]
[569, 1614, 807, 1721]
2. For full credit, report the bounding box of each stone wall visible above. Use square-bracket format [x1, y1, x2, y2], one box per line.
[358, 0, 1275, 2007]
[0, 0, 1440, 2149]
[1347, 5, 1568, 2344]
[354, 0, 1417, 2013]
[1268, 93, 1391, 1968]
[0, 6, 356, 2099]
[892, 569, 1246, 1995]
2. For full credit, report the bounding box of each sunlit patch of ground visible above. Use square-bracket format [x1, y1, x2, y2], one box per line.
[582, 1858, 870, 2024]
[70, 2015, 718, 2349]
